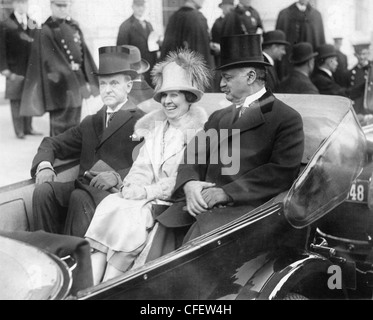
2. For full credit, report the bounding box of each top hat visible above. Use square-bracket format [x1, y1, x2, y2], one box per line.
[120, 45, 150, 74]
[262, 30, 290, 47]
[219, 0, 234, 7]
[152, 49, 212, 103]
[216, 34, 271, 70]
[289, 42, 318, 65]
[94, 46, 138, 79]
[316, 44, 337, 60]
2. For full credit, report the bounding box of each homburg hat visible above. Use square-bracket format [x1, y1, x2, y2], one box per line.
[94, 46, 138, 79]
[121, 45, 150, 74]
[316, 44, 338, 60]
[262, 30, 290, 47]
[289, 42, 318, 65]
[216, 34, 271, 70]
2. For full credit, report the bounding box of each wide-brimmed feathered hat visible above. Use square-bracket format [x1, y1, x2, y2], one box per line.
[152, 49, 212, 103]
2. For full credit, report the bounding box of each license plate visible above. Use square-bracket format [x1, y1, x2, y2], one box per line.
[346, 180, 369, 203]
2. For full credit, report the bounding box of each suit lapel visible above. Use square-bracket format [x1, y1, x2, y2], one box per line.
[97, 100, 137, 149]
[131, 16, 149, 40]
[92, 106, 106, 142]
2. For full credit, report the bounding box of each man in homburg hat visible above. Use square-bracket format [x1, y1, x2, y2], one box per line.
[311, 44, 365, 100]
[333, 37, 349, 87]
[262, 30, 289, 92]
[278, 42, 319, 94]
[0, 0, 41, 139]
[20, 0, 99, 137]
[31, 46, 145, 237]
[146, 34, 305, 260]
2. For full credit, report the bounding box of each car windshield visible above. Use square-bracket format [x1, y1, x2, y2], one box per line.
[284, 105, 366, 229]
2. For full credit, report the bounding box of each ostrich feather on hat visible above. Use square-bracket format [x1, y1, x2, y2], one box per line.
[152, 49, 212, 103]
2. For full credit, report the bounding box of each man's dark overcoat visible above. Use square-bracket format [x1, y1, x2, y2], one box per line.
[275, 2, 325, 80]
[264, 55, 279, 93]
[0, 13, 36, 99]
[160, 6, 214, 70]
[278, 70, 319, 94]
[117, 15, 158, 86]
[156, 92, 304, 239]
[20, 17, 99, 117]
[31, 101, 145, 235]
[311, 68, 364, 98]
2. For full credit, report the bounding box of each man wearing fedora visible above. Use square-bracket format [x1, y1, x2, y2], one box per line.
[117, 0, 159, 87]
[123, 45, 154, 106]
[30, 46, 145, 238]
[262, 30, 289, 93]
[311, 44, 365, 99]
[19, 0, 99, 137]
[146, 34, 304, 259]
[278, 42, 319, 94]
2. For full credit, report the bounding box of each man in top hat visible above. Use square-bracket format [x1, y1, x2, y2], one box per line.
[311, 44, 365, 99]
[117, 0, 159, 87]
[262, 30, 289, 92]
[31, 46, 145, 238]
[146, 34, 305, 259]
[123, 45, 154, 106]
[275, 0, 325, 80]
[0, 0, 41, 139]
[19, 0, 99, 137]
[346, 42, 373, 124]
[220, 0, 264, 37]
[278, 42, 319, 94]
[333, 37, 349, 87]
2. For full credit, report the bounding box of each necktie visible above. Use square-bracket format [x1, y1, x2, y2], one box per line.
[106, 112, 116, 127]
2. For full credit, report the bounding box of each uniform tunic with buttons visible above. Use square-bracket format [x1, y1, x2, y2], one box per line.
[20, 16, 99, 133]
[347, 63, 371, 115]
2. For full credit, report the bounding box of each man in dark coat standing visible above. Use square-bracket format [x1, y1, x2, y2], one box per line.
[20, 0, 99, 137]
[31, 46, 145, 237]
[160, 0, 214, 73]
[0, 0, 41, 139]
[333, 37, 349, 87]
[116, 0, 159, 87]
[276, 0, 325, 80]
[220, 0, 264, 36]
[262, 30, 289, 93]
[146, 34, 305, 260]
[311, 44, 364, 98]
[278, 42, 319, 94]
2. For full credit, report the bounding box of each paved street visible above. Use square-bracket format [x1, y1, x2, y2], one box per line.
[0, 96, 49, 187]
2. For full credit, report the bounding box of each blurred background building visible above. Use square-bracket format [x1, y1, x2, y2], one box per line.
[1, 0, 373, 95]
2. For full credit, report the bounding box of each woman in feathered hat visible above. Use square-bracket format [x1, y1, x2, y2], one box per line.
[85, 49, 212, 285]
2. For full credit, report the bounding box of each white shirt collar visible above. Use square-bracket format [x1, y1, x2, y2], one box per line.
[263, 52, 275, 66]
[319, 67, 333, 78]
[237, 87, 267, 109]
[296, 2, 307, 12]
[107, 99, 127, 114]
[14, 12, 27, 26]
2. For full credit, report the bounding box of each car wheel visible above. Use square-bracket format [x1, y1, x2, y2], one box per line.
[283, 293, 309, 300]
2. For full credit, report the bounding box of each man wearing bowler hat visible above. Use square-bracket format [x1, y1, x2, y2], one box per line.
[146, 34, 305, 260]
[31, 46, 145, 238]
[311, 44, 365, 99]
[278, 42, 319, 94]
[262, 30, 289, 92]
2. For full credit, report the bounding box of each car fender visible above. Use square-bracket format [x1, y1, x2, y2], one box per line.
[235, 249, 344, 300]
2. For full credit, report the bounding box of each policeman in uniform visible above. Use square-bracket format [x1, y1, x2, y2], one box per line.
[347, 42, 373, 125]
[20, 0, 99, 136]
